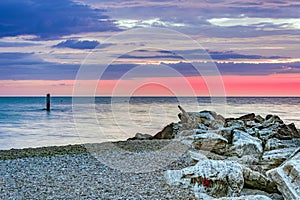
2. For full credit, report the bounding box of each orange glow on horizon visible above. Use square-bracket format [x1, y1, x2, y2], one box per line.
[0, 74, 299, 96]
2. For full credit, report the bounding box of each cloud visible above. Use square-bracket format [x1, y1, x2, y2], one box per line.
[208, 50, 288, 60]
[0, 0, 119, 39]
[207, 17, 300, 30]
[0, 41, 40, 47]
[0, 51, 299, 80]
[0, 52, 79, 80]
[115, 18, 186, 29]
[118, 49, 289, 61]
[53, 39, 100, 49]
[77, 0, 300, 38]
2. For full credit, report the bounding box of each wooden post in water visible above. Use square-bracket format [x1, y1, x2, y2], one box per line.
[46, 93, 50, 111]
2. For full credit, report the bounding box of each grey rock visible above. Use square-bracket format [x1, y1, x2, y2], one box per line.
[190, 132, 228, 154]
[242, 166, 278, 193]
[210, 119, 225, 130]
[165, 159, 244, 198]
[264, 138, 300, 151]
[224, 119, 245, 129]
[245, 120, 261, 128]
[254, 115, 265, 123]
[216, 195, 272, 200]
[275, 123, 300, 139]
[258, 128, 277, 141]
[262, 115, 283, 128]
[237, 113, 255, 121]
[185, 150, 208, 162]
[218, 127, 234, 144]
[226, 129, 263, 159]
[199, 123, 208, 132]
[241, 189, 283, 200]
[267, 149, 300, 200]
[261, 147, 298, 171]
[176, 129, 199, 138]
[199, 110, 216, 121]
[264, 138, 285, 151]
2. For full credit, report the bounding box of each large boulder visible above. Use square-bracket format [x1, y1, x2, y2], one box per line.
[225, 129, 263, 159]
[264, 138, 300, 151]
[267, 149, 300, 200]
[242, 166, 278, 193]
[260, 147, 299, 171]
[275, 123, 300, 139]
[191, 132, 228, 154]
[237, 113, 256, 121]
[177, 106, 225, 131]
[165, 160, 244, 198]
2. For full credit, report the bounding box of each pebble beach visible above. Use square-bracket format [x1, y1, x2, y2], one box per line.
[0, 140, 195, 199]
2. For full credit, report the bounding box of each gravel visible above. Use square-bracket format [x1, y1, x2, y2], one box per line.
[0, 140, 196, 199]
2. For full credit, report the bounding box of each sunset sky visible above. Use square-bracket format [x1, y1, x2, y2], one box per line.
[0, 0, 300, 96]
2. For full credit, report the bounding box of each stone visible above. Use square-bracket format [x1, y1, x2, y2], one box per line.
[210, 119, 225, 130]
[264, 138, 300, 151]
[245, 120, 261, 128]
[194, 194, 273, 200]
[226, 129, 263, 159]
[224, 119, 245, 129]
[216, 195, 272, 200]
[245, 127, 259, 137]
[176, 129, 199, 138]
[190, 132, 228, 154]
[261, 147, 298, 171]
[152, 123, 174, 139]
[254, 115, 265, 123]
[264, 138, 285, 151]
[241, 189, 283, 200]
[199, 123, 209, 132]
[218, 127, 234, 144]
[199, 110, 216, 121]
[262, 115, 283, 128]
[267, 149, 300, 200]
[275, 123, 300, 139]
[242, 166, 278, 193]
[237, 113, 255, 121]
[165, 160, 244, 198]
[228, 155, 260, 166]
[127, 132, 152, 140]
[188, 150, 208, 161]
[258, 128, 278, 141]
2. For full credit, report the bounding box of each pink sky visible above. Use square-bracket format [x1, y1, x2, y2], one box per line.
[1, 74, 299, 96]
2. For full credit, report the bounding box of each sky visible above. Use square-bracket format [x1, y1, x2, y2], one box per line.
[0, 0, 300, 96]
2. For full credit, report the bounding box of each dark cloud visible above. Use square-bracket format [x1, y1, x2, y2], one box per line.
[208, 51, 288, 60]
[0, 0, 119, 39]
[0, 51, 299, 80]
[217, 62, 300, 75]
[0, 52, 79, 80]
[101, 62, 300, 79]
[53, 39, 100, 49]
[119, 49, 288, 61]
[0, 41, 40, 47]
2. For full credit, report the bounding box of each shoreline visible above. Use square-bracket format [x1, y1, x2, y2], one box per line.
[0, 139, 178, 160]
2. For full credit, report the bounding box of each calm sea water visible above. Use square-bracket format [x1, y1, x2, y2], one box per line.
[0, 97, 299, 150]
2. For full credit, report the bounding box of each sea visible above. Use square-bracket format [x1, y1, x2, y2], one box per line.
[0, 97, 299, 150]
